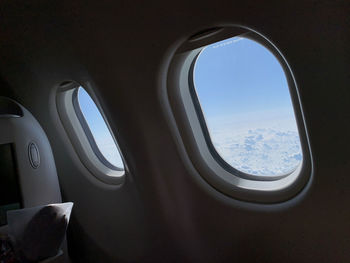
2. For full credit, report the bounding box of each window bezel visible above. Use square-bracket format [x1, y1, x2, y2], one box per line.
[56, 82, 125, 185]
[165, 27, 313, 203]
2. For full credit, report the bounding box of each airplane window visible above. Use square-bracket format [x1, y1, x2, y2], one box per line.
[75, 87, 124, 170]
[193, 36, 302, 176]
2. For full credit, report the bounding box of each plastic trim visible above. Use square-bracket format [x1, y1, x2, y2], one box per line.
[165, 26, 313, 203]
[56, 84, 125, 185]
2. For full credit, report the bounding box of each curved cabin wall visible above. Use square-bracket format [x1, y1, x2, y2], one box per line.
[0, 1, 349, 262]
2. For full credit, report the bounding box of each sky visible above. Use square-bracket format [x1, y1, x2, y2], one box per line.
[78, 87, 124, 169]
[193, 37, 302, 176]
[76, 36, 302, 176]
[194, 37, 295, 119]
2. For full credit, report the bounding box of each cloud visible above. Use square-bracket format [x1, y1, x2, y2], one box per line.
[211, 127, 302, 176]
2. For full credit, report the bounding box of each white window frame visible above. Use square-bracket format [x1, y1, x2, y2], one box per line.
[165, 26, 313, 203]
[56, 82, 125, 185]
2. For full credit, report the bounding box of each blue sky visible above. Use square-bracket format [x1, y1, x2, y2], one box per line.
[78, 88, 124, 169]
[76, 36, 302, 175]
[193, 37, 295, 121]
[193, 36, 302, 175]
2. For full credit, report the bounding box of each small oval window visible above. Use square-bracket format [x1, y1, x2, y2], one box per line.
[75, 87, 124, 170]
[193, 36, 302, 177]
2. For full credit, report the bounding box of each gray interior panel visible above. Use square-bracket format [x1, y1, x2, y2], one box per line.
[0, 98, 62, 207]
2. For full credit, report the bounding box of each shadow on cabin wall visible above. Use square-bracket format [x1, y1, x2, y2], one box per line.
[0, 78, 17, 99]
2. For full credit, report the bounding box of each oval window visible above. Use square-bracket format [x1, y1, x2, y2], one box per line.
[56, 82, 125, 185]
[193, 36, 302, 177]
[165, 27, 313, 202]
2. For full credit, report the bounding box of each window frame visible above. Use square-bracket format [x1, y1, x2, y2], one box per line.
[165, 27, 313, 203]
[56, 82, 125, 185]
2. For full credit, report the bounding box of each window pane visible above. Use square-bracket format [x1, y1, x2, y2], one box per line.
[193, 37, 302, 176]
[77, 87, 124, 169]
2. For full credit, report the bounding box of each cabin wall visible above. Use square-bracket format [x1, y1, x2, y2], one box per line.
[0, 0, 349, 262]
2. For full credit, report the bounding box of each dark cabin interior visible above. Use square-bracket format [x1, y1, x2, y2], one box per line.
[0, 1, 349, 262]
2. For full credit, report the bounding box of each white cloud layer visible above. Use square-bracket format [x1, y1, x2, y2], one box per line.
[208, 116, 302, 176]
